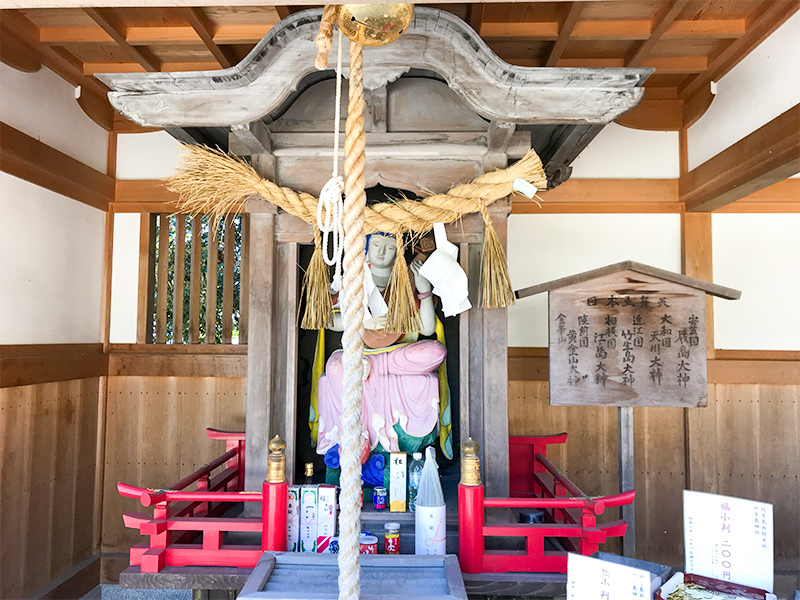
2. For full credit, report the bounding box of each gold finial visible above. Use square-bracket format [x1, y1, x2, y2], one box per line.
[460, 437, 482, 487]
[305, 462, 314, 477]
[266, 435, 287, 484]
[269, 435, 286, 454]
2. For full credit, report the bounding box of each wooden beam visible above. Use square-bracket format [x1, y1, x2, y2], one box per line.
[83, 8, 160, 72]
[229, 121, 272, 155]
[513, 179, 681, 214]
[546, 2, 584, 67]
[628, 0, 690, 67]
[480, 18, 745, 40]
[0, 11, 108, 98]
[715, 179, 800, 213]
[681, 212, 715, 357]
[0, 122, 113, 211]
[275, 6, 292, 20]
[0, 344, 107, 388]
[183, 7, 235, 69]
[83, 61, 218, 74]
[0, 22, 42, 72]
[108, 346, 247, 377]
[113, 179, 179, 213]
[679, 2, 800, 99]
[466, 3, 486, 35]
[40, 23, 279, 45]
[616, 99, 683, 131]
[681, 104, 800, 212]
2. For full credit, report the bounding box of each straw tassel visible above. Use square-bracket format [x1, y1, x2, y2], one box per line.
[299, 227, 334, 330]
[384, 234, 420, 334]
[478, 202, 516, 309]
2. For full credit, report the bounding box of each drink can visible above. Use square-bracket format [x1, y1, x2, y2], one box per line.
[384, 522, 400, 554]
[359, 535, 378, 554]
[372, 486, 388, 510]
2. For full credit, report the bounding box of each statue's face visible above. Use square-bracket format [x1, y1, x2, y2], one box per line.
[367, 235, 397, 269]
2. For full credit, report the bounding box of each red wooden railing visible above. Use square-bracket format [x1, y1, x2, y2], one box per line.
[118, 428, 287, 573]
[458, 434, 634, 575]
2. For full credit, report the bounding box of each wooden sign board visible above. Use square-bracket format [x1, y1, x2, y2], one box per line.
[549, 270, 707, 407]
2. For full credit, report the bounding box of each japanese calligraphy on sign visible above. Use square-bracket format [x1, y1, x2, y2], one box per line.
[683, 490, 774, 593]
[567, 553, 651, 600]
[548, 270, 708, 407]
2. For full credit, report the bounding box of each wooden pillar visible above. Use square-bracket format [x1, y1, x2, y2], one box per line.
[270, 241, 299, 483]
[244, 209, 276, 495]
[467, 200, 511, 498]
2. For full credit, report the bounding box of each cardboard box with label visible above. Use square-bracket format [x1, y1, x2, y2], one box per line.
[317, 484, 337, 553]
[287, 485, 300, 552]
[300, 485, 318, 553]
[389, 452, 407, 512]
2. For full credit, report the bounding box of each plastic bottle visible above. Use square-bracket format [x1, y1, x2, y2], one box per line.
[408, 452, 424, 512]
[414, 447, 446, 555]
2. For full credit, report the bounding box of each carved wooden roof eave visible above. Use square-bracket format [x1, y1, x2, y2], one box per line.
[95, 7, 653, 129]
[515, 261, 742, 301]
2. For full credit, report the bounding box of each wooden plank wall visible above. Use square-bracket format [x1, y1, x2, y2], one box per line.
[0, 378, 100, 599]
[101, 376, 246, 554]
[507, 379, 800, 568]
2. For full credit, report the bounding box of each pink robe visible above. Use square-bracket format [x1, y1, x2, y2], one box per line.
[316, 340, 447, 455]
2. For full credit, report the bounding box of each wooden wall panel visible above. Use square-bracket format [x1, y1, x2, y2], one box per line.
[688, 383, 800, 570]
[633, 406, 686, 566]
[509, 379, 800, 568]
[0, 378, 100, 600]
[101, 376, 246, 553]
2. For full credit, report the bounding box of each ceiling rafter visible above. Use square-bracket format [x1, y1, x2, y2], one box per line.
[182, 7, 235, 69]
[679, 1, 799, 99]
[546, 1, 584, 67]
[275, 6, 293, 21]
[627, 0, 690, 67]
[466, 3, 486, 35]
[83, 7, 160, 72]
[0, 10, 107, 97]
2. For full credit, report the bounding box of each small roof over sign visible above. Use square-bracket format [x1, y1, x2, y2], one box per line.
[515, 260, 741, 301]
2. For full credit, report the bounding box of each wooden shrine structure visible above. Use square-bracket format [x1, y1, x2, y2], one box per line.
[97, 7, 651, 498]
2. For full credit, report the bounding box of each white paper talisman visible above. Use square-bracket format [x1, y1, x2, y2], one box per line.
[683, 490, 773, 592]
[567, 553, 650, 600]
[415, 505, 446, 555]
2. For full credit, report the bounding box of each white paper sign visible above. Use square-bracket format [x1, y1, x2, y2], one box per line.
[567, 553, 650, 600]
[683, 490, 773, 592]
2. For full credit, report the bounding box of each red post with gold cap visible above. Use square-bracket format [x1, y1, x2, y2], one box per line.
[458, 437, 484, 574]
[262, 435, 288, 551]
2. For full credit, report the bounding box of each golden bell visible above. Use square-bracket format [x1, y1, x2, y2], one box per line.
[337, 4, 414, 47]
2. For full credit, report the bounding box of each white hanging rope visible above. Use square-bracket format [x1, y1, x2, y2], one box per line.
[317, 27, 345, 292]
[338, 37, 366, 600]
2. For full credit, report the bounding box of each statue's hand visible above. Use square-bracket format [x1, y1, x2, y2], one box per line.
[410, 260, 432, 293]
[364, 314, 388, 330]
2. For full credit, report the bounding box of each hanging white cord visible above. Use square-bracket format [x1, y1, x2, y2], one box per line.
[317, 28, 345, 292]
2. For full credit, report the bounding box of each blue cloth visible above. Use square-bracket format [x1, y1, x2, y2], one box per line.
[323, 445, 386, 487]
[323, 445, 340, 469]
[361, 453, 385, 487]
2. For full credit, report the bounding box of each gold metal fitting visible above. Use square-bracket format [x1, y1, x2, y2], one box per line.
[305, 462, 314, 477]
[460, 437, 481, 487]
[266, 435, 287, 484]
[337, 4, 414, 47]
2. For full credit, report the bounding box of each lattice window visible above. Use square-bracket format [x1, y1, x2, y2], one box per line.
[143, 213, 247, 344]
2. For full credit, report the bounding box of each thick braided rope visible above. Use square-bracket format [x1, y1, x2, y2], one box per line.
[169, 144, 545, 236]
[338, 39, 366, 600]
[315, 5, 337, 70]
